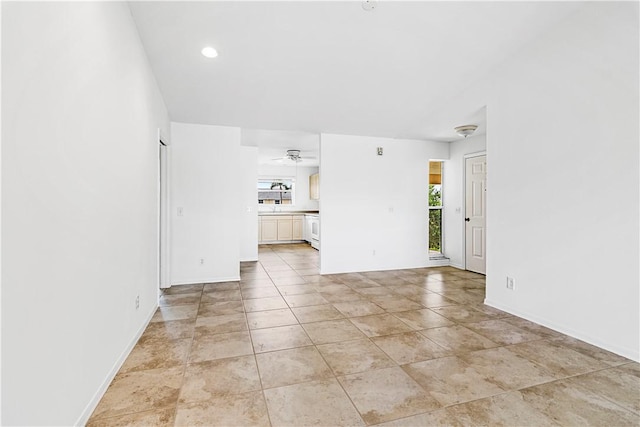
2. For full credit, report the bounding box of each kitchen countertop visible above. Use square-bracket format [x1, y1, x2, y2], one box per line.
[258, 211, 319, 216]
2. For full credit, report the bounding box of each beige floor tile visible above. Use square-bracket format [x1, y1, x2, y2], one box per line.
[87, 407, 176, 427]
[439, 290, 485, 305]
[350, 314, 415, 337]
[90, 366, 183, 420]
[374, 409, 461, 427]
[312, 282, 351, 292]
[403, 356, 505, 406]
[264, 379, 365, 426]
[241, 286, 281, 299]
[317, 339, 396, 376]
[256, 346, 333, 389]
[502, 317, 561, 338]
[283, 292, 328, 307]
[568, 367, 640, 415]
[276, 284, 317, 295]
[319, 290, 366, 303]
[371, 296, 424, 312]
[138, 319, 195, 343]
[356, 286, 397, 298]
[240, 278, 274, 288]
[332, 300, 386, 317]
[390, 284, 431, 296]
[339, 366, 440, 424]
[292, 304, 344, 323]
[459, 347, 556, 390]
[150, 304, 199, 323]
[162, 284, 203, 295]
[120, 337, 190, 373]
[550, 335, 632, 366]
[251, 324, 312, 353]
[189, 330, 253, 362]
[244, 296, 288, 312]
[520, 379, 640, 426]
[302, 319, 367, 344]
[194, 313, 247, 334]
[465, 319, 543, 345]
[197, 300, 244, 317]
[175, 391, 269, 427]
[445, 391, 559, 426]
[200, 289, 242, 304]
[180, 355, 261, 403]
[618, 362, 640, 377]
[246, 308, 298, 329]
[159, 291, 202, 307]
[393, 309, 454, 330]
[420, 325, 498, 353]
[266, 268, 300, 277]
[202, 281, 240, 292]
[430, 305, 494, 323]
[406, 293, 458, 308]
[509, 339, 608, 378]
[271, 276, 308, 286]
[372, 332, 450, 364]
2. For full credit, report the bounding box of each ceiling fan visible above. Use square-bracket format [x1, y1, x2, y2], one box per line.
[272, 149, 317, 163]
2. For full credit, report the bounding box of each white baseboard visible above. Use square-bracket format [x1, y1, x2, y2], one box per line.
[75, 305, 157, 426]
[171, 276, 241, 286]
[484, 298, 639, 362]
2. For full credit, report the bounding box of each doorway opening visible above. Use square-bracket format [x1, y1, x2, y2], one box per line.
[429, 161, 445, 259]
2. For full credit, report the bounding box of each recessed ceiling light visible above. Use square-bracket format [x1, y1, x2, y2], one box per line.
[201, 47, 218, 58]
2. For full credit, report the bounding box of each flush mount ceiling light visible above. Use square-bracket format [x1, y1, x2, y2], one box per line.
[454, 124, 478, 138]
[201, 46, 218, 58]
[362, 0, 377, 11]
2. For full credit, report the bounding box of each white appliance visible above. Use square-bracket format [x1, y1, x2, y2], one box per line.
[310, 216, 320, 250]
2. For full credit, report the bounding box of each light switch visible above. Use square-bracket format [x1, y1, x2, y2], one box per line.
[177, 207, 184, 216]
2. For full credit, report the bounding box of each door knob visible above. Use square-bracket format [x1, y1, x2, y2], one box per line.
[465, 218, 470, 222]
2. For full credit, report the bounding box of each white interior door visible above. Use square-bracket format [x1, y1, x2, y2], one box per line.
[465, 155, 486, 274]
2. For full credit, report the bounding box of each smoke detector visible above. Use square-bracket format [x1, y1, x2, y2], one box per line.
[454, 125, 478, 138]
[362, 0, 377, 12]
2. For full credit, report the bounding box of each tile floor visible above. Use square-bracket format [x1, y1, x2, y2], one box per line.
[88, 243, 639, 426]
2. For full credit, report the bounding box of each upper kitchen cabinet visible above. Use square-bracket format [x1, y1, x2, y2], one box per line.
[309, 173, 319, 200]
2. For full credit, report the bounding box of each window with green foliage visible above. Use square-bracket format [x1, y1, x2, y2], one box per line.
[429, 162, 443, 256]
[258, 178, 295, 205]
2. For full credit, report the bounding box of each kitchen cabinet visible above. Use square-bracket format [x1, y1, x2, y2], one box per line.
[259, 214, 309, 243]
[261, 218, 278, 242]
[309, 173, 319, 200]
[277, 216, 293, 240]
[292, 216, 303, 240]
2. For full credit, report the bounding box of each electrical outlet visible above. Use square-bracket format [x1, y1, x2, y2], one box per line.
[372, 249, 376, 256]
[506, 277, 515, 290]
[135, 295, 140, 309]
[200, 258, 204, 265]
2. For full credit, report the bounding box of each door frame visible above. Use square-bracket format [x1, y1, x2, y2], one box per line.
[462, 151, 487, 272]
[158, 129, 171, 289]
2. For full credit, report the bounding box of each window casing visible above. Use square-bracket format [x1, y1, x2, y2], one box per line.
[258, 178, 295, 205]
[429, 161, 444, 257]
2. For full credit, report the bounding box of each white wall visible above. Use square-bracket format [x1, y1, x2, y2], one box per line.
[257, 164, 320, 212]
[170, 122, 242, 284]
[2, 2, 170, 425]
[442, 134, 486, 268]
[240, 146, 259, 261]
[320, 134, 449, 274]
[429, 3, 639, 360]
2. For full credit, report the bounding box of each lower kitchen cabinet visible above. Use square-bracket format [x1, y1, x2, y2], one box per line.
[259, 215, 306, 243]
[261, 218, 278, 242]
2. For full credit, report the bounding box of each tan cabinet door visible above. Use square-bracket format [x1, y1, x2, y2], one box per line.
[309, 173, 319, 200]
[261, 218, 278, 242]
[292, 217, 303, 240]
[277, 217, 293, 240]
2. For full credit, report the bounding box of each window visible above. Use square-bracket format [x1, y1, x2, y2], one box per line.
[258, 178, 295, 205]
[429, 161, 444, 258]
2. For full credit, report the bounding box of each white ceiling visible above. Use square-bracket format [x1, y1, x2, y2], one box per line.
[242, 128, 320, 166]
[129, 1, 582, 142]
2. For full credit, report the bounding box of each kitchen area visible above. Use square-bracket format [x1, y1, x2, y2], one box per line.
[243, 129, 320, 251]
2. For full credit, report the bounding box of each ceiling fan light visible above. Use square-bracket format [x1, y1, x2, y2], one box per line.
[454, 124, 478, 138]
